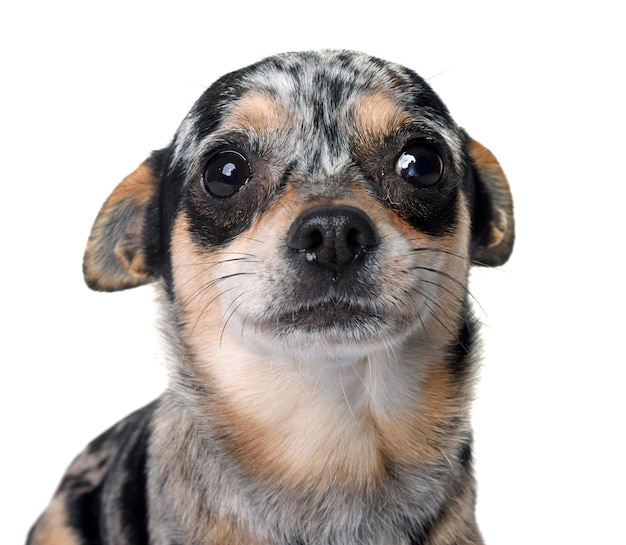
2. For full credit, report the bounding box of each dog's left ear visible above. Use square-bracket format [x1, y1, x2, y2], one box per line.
[468, 138, 515, 267]
[83, 158, 160, 291]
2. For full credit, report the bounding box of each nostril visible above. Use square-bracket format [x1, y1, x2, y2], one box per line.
[287, 205, 379, 270]
[347, 224, 378, 249]
[347, 227, 360, 248]
[292, 227, 323, 252]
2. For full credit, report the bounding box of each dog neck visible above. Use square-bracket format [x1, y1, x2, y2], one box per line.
[161, 288, 473, 480]
[151, 299, 476, 543]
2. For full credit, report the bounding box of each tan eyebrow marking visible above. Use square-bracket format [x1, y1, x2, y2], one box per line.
[352, 91, 411, 141]
[221, 91, 292, 134]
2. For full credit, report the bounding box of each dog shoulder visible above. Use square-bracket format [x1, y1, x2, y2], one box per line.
[27, 400, 159, 545]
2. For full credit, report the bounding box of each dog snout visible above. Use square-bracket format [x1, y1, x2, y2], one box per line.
[287, 205, 379, 271]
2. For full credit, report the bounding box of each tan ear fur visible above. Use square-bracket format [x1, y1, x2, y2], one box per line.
[83, 161, 157, 291]
[469, 139, 515, 266]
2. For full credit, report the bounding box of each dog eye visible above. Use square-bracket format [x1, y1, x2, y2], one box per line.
[202, 150, 251, 197]
[395, 143, 444, 187]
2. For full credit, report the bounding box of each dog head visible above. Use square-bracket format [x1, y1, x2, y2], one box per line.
[83, 50, 513, 363]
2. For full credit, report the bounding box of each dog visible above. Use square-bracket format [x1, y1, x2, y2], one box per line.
[27, 50, 514, 545]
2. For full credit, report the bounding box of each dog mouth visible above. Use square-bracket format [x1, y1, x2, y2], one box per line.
[276, 299, 386, 331]
[259, 295, 406, 348]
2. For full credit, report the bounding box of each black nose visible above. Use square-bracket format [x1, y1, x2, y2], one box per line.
[287, 205, 380, 271]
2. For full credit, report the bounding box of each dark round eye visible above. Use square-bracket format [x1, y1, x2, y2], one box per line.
[202, 150, 251, 197]
[395, 143, 444, 187]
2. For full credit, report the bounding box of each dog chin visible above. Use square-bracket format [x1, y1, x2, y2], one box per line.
[235, 305, 411, 360]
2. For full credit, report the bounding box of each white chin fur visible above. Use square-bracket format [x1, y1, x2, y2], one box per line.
[219, 308, 414, 366]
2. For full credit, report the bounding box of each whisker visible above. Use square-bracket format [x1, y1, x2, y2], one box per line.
[422, 277, 485, 317]
[412, 287, 458, 339]
[172, 253, 259, 298]
[416, 304, 430, 344]
[237, 236, 266, 246]
[366, 353, 376, 409]
[410, 246, 468, 261]
[432, 443, 455, 470]
[380, 329, 400, 372]
[412, 266, 477, 301]
[172, 251, 260, 270]
[339, 369, 359, 426]
[174, 255, 258, 265]
[408, 246, 486, 312]
[420, 278, 464, 306]
[188, 284, 238, 338]
[185, 272, 255, 340]
[349, 358, 375, 405]
[220, 292, 251, 346]
[181, 272, 255, 313]
[292, 352, 323, 409]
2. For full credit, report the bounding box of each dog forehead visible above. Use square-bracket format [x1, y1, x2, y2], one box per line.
[217, 89, 413, 179]
[238, 50, 402, 98]
[173, 51, 461, 171]
[224, 51, 424, 132]
[219, 89, 411, 147]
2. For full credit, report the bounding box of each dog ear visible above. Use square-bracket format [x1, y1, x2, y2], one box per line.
[468, 138, 515, 267]
[83, 159, 159, 291]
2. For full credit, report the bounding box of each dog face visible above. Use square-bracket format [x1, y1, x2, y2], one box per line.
[31, 50, 516, 545]
[84, 51, 513, 368]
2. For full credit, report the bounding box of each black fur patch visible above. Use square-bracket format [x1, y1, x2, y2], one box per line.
[459, 441, 473, 467]
[61, 402, 157, 544]
[446, 312, 478, 380]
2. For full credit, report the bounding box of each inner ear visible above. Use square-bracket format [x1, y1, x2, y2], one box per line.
[83, 161, 159, 291]
[468, 138, 515, 267]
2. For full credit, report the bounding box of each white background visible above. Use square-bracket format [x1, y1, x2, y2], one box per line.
[2, 1, 624, 543]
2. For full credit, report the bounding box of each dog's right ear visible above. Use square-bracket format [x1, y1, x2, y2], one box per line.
[468, 138, 515, 267]
[83, 157, 161, 292]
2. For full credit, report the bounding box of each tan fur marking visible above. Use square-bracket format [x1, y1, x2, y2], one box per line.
[100, 162, 155, 280]
[468, 139, 515, 266]
[219, 385, 383, 486]
[84, 161, 157, 290]
[101, 162, 156, 209]
[428, 475, 484, 545]
[469, 140, 507, 247]
[64, 442, 113, 484]
[28, 493, 80, 545]
[199, 513, 268, 545]
[170, 213, 224, 329]
[353, 91, 412, 142]
[376, 360, 463, 465]
[222, 91, 292, 135]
